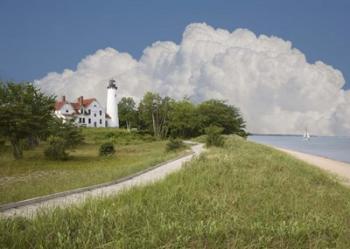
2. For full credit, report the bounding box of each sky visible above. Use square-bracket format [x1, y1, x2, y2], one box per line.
[1, 0, 350, 135]
[0, 0, 349, 89]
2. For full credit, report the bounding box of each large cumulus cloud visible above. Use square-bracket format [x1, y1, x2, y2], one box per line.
[35, 23, 350, 135]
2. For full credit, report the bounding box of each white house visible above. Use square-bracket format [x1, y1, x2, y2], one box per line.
[54, 80, 119, 127]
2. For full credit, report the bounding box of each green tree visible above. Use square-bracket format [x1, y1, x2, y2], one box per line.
[47, 117, 84, 149]
[168, 99, 200, 138]
[43, 118, 84, 160]
[138, 92, 172, 138]
[205, 125, 225, 147]
[118, 97, 137, 130]
[0, 82, 55, 159]
[197, 99, 246, 136]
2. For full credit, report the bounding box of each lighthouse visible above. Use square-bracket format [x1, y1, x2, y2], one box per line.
[106, 79, 119, 128]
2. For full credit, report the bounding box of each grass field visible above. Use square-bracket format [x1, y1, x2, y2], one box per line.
[1, 136, 350, 248]
[0, 128, 188, 204]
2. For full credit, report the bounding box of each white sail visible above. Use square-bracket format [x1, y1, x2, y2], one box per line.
[303, 129, 310, 140]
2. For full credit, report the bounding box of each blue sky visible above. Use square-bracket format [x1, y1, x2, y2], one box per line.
[0, 0, 349, 89]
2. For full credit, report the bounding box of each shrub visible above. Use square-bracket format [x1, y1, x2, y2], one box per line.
[44, 136, 68, 160]
[0, 137, 5, 147]
[48, 118, 84, 149]
[166, 138, 184, 151]
[142, 134, 156, 142]
[105, 132, 116, 139]
[0, 137, 5, 153]
[99, 142, 116, 156]
[205, 125, 225, 147]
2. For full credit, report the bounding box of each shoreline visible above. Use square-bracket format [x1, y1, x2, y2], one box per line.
[274, 146, 350, 185]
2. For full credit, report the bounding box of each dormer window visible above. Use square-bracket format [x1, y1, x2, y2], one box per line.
[66, 110, 69, 113]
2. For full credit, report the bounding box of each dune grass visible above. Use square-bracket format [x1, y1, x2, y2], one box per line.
[1, 136, 350, 248]
[0, 128, 188, 204]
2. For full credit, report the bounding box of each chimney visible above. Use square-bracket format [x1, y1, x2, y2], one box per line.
[62, 96, 66, 102]
[78, 96, 83, 105]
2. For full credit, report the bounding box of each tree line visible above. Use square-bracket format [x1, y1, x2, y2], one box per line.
[119, 92, 247, 139]
[0, 81, 247, 159]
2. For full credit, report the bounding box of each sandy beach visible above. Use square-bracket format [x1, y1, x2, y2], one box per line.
[275, 147, 350, 185]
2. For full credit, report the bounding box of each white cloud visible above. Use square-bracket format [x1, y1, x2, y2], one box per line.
[35, 23, 349, 135]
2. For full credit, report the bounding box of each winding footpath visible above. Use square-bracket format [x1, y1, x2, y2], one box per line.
[0, 143, 204, 219]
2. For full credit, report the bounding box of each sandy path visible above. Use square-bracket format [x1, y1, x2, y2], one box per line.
[275, 147, 350, 185]
[0, 143, 204, 218]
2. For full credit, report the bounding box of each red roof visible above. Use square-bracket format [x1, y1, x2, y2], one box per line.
[55, 98, 97, 112]
[55, 101, 65, 110]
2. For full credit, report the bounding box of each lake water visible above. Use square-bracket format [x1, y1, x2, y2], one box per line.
[248, 135, 350, 163]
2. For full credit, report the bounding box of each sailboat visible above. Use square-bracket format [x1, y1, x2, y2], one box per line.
[303, 129, 310, 141]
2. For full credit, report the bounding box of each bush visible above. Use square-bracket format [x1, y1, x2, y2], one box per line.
[48, 118, 84, 149]
[142, 134, 156, 142]
[0, 137, 5, 147]
[166, 138, 184, 151]
[44, 136, 68, 160]
[99, 142, 116, 156]
[205, 125, 225, 147]
[0, 137, 5, 154]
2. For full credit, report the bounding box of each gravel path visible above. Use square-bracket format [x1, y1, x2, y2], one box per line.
[1, 143, 204, 218]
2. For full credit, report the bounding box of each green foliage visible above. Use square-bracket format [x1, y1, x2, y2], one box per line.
[138, 92, 172, 138]
[0, 81, 55, 159]
[99, 142, 116, 156]
[47, 118, 84, 149]
[42, 118, 84, 160]
[2, 137, 350, 248]
[198, 99, 246, 135]
[86, 128, 155, 145]
[166, 138, 184, 151]
[19, 138, 31, 151]
[135, 92, 247, 139]
[0, 136, 5, 154]
[44, 136, 68, 160]
[168, 99, 200, 138]
[118, 97, 137, 130]
[205, 125, 225, 147]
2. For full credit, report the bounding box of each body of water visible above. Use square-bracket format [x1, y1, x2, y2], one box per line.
[248, 135, 350, 164]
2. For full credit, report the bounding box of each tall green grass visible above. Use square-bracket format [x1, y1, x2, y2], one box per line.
[1, 136, 350, 248]
[0, 128, 186, 204]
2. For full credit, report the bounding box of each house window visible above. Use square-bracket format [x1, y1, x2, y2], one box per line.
[88, 118, 91, 124]
[83, 118, 85, 123]
[88, 109, 91, 115]
[94, 113, 96, 117]
[99, 110, 102, 116]
[79, 118, 82, 123]
[99, 119, 102, 124]
[66, 110, 69, 113]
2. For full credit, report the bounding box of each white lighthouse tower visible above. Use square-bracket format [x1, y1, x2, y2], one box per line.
[106, 79, 119, 128]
